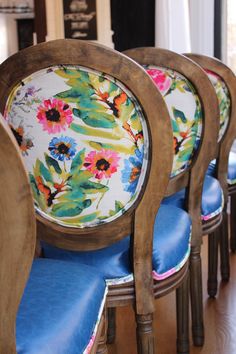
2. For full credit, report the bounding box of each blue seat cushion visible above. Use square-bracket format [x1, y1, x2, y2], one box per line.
[208, 151, 236, 185]
[16, 259, 107, 354]
[43, 204, 191, 284]
[163, 175, 223, 221]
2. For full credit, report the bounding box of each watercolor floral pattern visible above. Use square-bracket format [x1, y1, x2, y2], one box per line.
[49, 136, 77, 161]
[205, 69, 230, 142]
[146, 65, 203, 177]
[37, 98, 73, 134]
[5, 65, 148, 228]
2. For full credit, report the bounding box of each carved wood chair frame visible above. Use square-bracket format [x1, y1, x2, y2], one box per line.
[0, 39, 178, 352]
[185, 53, 236, 292]
[0, 116, 108, 353]
[124, 47, 220, 347]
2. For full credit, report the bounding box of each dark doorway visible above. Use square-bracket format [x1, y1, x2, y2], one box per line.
[17, 19, 34, 50]
[110, 0, 155, 52]
[214, 0, 222, 59]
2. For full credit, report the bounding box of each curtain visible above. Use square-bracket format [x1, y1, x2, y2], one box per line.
[189, 0, 215, 56]
[155, 0, 191, 52]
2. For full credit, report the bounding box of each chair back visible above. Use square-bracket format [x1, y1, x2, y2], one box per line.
[0, 115, 36, 352]
[124, 47, 220, 245]
[185, 54, 236, 200]
[0, 39, 173, 315]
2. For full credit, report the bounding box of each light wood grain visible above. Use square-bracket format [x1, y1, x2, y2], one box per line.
[0, 116, 36, 353]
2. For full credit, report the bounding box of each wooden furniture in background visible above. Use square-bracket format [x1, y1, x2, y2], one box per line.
[124, 47, 220, 347]
[185, 53, 236, 293]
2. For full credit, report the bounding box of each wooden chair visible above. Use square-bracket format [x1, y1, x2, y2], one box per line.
[124, 48, 220, 347]
[0, 39, 192, 353]
[27, 44, 218, 351]
[185, 54, 236, 294]
[0, 114, 108, 354]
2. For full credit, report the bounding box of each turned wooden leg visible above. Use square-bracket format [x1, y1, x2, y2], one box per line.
[97, 314, 108, 354]
[220, 207, 230, 281]
[176, 272, 189, 354]
[208, 230, 219, 297]
[230, 193, 236, 252]
[190, 245, 204, 346]
[107, 308, 116, 344]
[136, 313, 155, 354]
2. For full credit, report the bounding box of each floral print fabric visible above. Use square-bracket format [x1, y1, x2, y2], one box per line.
[146, 65, 203, 177]
[205, 69, 231, 142]
[5, 65, 149, 228]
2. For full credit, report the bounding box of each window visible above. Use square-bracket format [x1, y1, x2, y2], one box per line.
[227, 0, 236, 72]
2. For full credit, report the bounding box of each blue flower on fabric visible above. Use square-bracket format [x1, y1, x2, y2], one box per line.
[122, 148, 143, 194]
[48, 136, 77, 161]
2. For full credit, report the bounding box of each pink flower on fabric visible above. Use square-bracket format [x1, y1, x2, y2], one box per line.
[37, 98, 73, 134]
[84, 149, 120, 179]
[146, 69, 172, 94]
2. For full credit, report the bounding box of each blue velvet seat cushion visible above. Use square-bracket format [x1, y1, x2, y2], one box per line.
[16, 258, 107, 354]
[162, 175, 223, 221]
[208, 151, 236, 185]
[43, 204, 191, 284]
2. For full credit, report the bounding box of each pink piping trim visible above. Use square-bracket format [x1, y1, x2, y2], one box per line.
[201, 191, 224, 221]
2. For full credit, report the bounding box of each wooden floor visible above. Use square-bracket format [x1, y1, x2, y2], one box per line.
[108, 237, 236, 354]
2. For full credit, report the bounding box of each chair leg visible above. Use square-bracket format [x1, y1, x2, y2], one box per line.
[230, 193, 236, 252]
[107, 308, 116, 344]
[97, 314, 108, 354]
[176, 272, 189, 354]
[220, 208, 230, 281]
[136, 313, 155, 354]
[207, 230, 219, 297]
[190, 245, 204, 346]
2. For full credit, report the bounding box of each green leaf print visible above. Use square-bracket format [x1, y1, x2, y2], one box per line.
[172, 107, 187, 123]
[70, 123, 121, 140]
[67, 170, 94, 188]
[70, 148, 85, 174]
[115, 200, 124, 212]
[88, 141, 135, 155]
[78, 110, 117, 129]
[51, 199, 91, 217]
[64, 212, 99, 224]
[171, 119, 181, 133]
[79, 180, 109, 194]
[57, 188, 84, 202]
[45, 154, 62, 174]
[34, 159, 53, 184]
[55, 88, 82, 103]
[55, 67, 82, 79]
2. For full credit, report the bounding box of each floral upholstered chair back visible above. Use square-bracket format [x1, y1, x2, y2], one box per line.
[145, 66, 202, 178]
[205, 69, 231, 142]
[124, 47, 219, 214]
[4, 65, 149, 229]
[184, 53, 236, 199]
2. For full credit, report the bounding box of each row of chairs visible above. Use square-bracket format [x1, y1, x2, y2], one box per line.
[0, 39, 235, 353]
